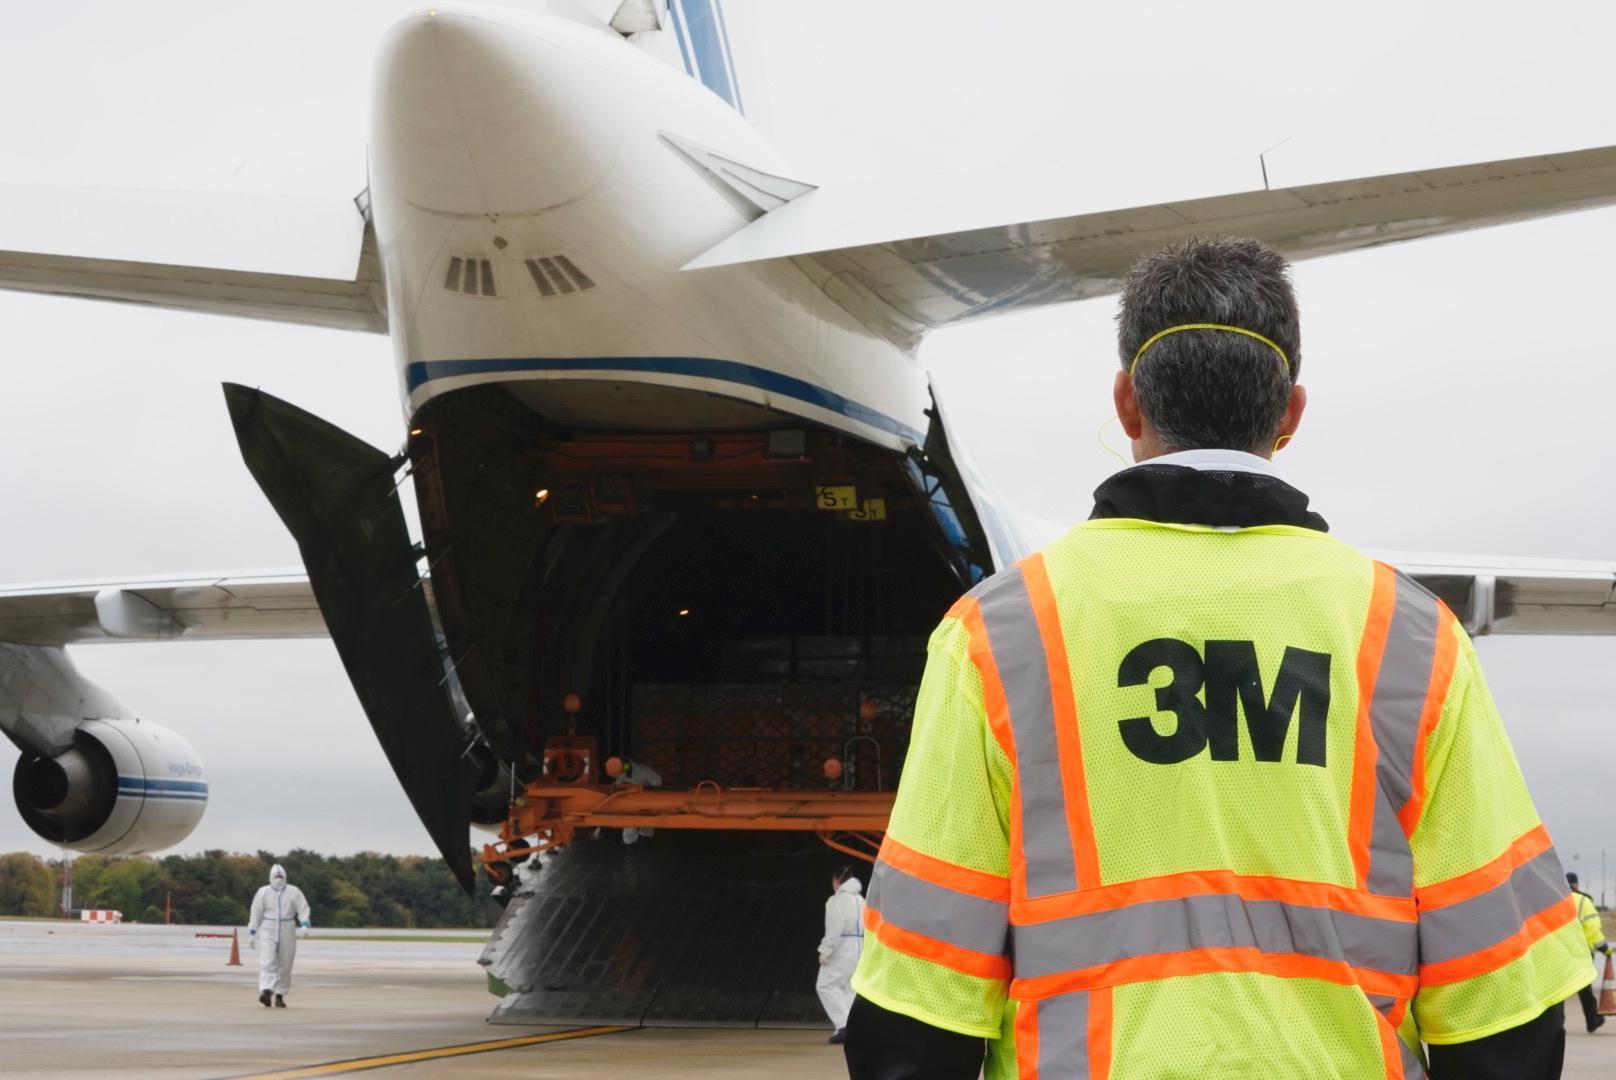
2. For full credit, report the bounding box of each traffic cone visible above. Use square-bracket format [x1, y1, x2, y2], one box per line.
[1600, 952, 1616, 1015]
[228, 927, 242, 967]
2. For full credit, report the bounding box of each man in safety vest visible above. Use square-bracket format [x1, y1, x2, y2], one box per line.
[1567, 871, 1609, 1033]
[843, 237, 1592, 1079]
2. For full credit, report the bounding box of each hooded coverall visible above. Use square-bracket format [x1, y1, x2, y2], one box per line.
[615, 760, 662, 844]
[816, 875, 866, 1030]
[249, 865, 311, 996]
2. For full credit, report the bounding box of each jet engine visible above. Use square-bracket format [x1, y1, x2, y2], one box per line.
[12, 719, 206, 854]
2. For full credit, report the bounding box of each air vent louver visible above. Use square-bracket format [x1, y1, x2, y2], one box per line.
[443, 255, 592, 299]
[526, 255, 595, 297]
[442, 257, 498, 297]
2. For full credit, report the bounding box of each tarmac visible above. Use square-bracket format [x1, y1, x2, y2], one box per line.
[1, 919, 1613, 1078]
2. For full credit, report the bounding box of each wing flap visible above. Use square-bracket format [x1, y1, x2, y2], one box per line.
[1378, 552, 1616, 635]
[0, 570, 335, 646]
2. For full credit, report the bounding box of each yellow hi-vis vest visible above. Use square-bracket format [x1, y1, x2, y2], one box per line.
[1574, 890, 1607, 952]
[852, 519, 1592, 1080]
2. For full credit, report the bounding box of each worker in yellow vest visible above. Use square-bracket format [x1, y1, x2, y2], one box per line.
[1566, 871, 1609, 1033]
[843, 237, 1592, 1080]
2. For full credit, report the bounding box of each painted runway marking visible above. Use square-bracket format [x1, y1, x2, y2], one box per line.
[225, 1026, 634, 1078]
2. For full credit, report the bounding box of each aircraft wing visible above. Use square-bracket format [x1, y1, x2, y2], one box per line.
[1374, 551, 1616, 636]
[0, 569, 335, 646]
[685, 144, 1616, 347]
[0, 550, 1606, 647]
[0, 185, 387, 334]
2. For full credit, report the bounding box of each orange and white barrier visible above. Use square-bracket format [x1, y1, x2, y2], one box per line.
[79, 909, 123, 923]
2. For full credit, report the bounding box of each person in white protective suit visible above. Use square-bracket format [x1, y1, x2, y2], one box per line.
[815, 866, 866, 1044]
[248, 863, 311, 1008]
[613, 759, 662, 845]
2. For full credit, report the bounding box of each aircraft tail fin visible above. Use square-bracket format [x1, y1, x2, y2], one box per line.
[660, 0, 746, 115]
[598, 1, 753, 120]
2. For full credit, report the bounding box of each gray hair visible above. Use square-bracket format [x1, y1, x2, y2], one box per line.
[1116, 237, 1301, 455]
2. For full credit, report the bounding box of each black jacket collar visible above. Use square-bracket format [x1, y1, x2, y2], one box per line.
[1090, 464, 1329, 532]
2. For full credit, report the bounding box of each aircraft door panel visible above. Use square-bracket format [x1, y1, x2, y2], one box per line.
[223, 384, 479, 891]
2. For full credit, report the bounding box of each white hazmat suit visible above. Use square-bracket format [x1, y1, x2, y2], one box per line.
[248, 864, 311, 1003]
[615, 760, 662, 844]
[815, 875, 866, 1033]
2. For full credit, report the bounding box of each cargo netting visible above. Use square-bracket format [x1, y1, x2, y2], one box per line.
[630, 682, 917, 790]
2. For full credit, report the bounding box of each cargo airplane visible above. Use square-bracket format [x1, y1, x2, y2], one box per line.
[4, 0, 1616, 1025]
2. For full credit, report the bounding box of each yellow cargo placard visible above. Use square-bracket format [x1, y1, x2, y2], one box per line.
[844, 498, 888, 522]
[815, 485, 857, 511]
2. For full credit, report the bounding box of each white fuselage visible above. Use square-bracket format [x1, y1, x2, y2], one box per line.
[368, 6, 931, 453]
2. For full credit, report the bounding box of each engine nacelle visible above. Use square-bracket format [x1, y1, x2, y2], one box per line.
[12, 719, 206, 854]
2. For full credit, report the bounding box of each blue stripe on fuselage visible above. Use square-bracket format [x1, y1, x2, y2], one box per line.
[405, 355, 923, 444]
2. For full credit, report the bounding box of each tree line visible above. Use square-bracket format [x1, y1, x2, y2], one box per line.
[0, 849, 502, 928]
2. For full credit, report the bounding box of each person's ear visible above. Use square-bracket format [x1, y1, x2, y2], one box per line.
[1114, 371, 1143, 440]
[1273, 384, 1307, 453]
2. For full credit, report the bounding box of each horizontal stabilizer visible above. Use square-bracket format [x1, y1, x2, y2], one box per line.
[0, 185, 386, 333]
[686, 144, 1616, 345]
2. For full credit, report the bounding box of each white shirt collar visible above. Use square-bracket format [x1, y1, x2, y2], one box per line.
[1132, 448, 1278, 476]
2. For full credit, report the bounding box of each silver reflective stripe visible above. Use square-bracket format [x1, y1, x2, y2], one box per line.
[1012, 893, 1416, 981]
[1035, 991, 1091, 1080]
[1366, 785, 1413, 898]
[1365, 575, 1440, 896]
[975, 565, 1077, 898]
[1370, 996, 1427, 1079]
[1419, 846, 1569, 965]
[867, 858, 1010, 958]
[1398, 1035, 1427, 1079]
[1368, 581, 1439, 811]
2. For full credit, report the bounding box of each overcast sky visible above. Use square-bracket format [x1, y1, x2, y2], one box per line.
[2, 1, 1614, 898]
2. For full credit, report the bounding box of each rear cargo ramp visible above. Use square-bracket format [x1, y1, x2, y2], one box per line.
[482, 830, 846, 1027]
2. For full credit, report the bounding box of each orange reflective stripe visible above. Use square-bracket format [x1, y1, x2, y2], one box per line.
[1350, 561, 1398, 889]
[1416, 824, 1554, 912]
[956, 600, 1017, 766]
[1397, 604, 1459, 837]
[1376, 1010, 1407, 1080]
[1021, 553, 1101, 890]
[879, 835, 1011, 903]
[1382, 996, 1410, 1027]
[1014, 998, 1039, 1080]
[1013, 869, 1417, 925]
[957, 598, 1025, 897]
[1088, 986, 1113, 1080]
[1011, 946, 1417, 1002]
[1418, 893, 1576, 986]
[864, 904, 1012, 981]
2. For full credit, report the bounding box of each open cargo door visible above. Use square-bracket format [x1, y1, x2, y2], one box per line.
[224, 384, 479, 891]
